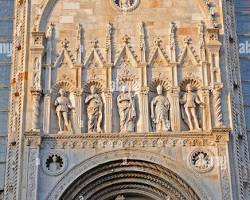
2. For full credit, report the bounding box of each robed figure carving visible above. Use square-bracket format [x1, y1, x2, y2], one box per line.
[117, 86, 136, 132]
[151, 85, 171, 132]
[85, 85, 103, 133]
[54, 89, 72, 132]
[180, 84, 202, 131]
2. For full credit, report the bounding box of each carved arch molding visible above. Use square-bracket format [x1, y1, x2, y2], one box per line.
[47, 150, 213, 200]
[59, 160, 199, 200]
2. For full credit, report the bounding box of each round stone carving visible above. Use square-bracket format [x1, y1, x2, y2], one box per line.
[42, 152, 68, 176]
[188, 150, 214, 173]
[111, 0, 140, 12]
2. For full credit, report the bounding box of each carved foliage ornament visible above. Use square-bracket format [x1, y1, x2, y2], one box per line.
[111, 0, 140, 12]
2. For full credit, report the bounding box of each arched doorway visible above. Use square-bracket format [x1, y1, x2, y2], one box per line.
[60, 159, 200, 200]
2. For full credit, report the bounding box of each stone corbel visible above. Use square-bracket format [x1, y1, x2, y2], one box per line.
[30, 32, 45, 52]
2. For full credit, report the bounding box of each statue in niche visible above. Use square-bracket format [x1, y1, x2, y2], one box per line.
[117, 86, 136, 132]
[85, 85, 103, 133]
[151, 85, 171, 132]
[54, 89, 72, 132]
[180, 84, 203, 131]
[48, 155, 61, 172]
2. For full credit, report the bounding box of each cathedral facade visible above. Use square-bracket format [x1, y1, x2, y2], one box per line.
[4, 0, 250, 199]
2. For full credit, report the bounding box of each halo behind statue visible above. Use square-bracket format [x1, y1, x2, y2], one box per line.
[149, 78, 171, 93]
[180, 78, 201, 91]
[84, 80, 103, 94]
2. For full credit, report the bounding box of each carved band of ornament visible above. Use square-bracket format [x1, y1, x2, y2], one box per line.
[30, 88, 42, 96]
[37, 132, 229, 149]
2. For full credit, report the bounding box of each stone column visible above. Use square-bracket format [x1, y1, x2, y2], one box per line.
[24, 133, 41, 200]
[104, 89, 112, 133]
[201, 89, 211, 131]
[138, 87, 149, 132]
[30, 89, 42, 131]
[73, 89, 83, 133]
[170, 88, 180, 132]
[43, 91, 51, 134]
[212, 84, 223, 128]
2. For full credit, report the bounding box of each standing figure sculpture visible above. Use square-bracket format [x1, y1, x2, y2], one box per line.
[54, 89, 72, 132]
[180, 84, 203, 131]
[85, 85, 103, 133]
[117, 86, 136, 132]
[151, 85, 171, 132]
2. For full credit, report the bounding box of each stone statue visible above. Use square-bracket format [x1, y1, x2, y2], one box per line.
[195, 153, 208, 169]
[54, 89, 72, 132]
[151, 85, 170, 132]
[85, 85, 103, 133]
[117, 86, 136, 132]
[48, 155, 61, 172]
[180, 84, 203, 131]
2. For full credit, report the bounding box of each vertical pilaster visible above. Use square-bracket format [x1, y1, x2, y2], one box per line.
[139, 87, 149, 132]
[43, 92, 51, 134]
[170, 88, 180, 131]
[30, 90, 42, 130]
[104, 90, 112, 133]
[73, 89, 83, 133]
[201, 89, 212, 131]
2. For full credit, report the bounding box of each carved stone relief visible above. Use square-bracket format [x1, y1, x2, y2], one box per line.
[54, 89, 73, 132]
[42, 152, 68, 176]
[85, 85, 103, 133]
[188, 149, 214, 173]
[117, 86, 136, 132]
[111, 0, 140, 12]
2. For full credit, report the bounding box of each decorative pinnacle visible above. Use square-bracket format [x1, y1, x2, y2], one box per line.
[61, 38, 69, 49]
[122, 34, 130, 44]
[154, 37, 162, 46]
[184, 35, 192, 44]
[90, 39, 99, 48]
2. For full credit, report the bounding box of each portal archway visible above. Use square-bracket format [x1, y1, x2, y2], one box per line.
[47, 149, 214, 200]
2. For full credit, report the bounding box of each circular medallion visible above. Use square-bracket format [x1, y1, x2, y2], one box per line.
[188, 150, 214, 173]
[42, 152, 68, 176]
[111, 0, 140, 12]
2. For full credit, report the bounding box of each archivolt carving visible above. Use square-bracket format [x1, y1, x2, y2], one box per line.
[47, 149, 214, 200]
